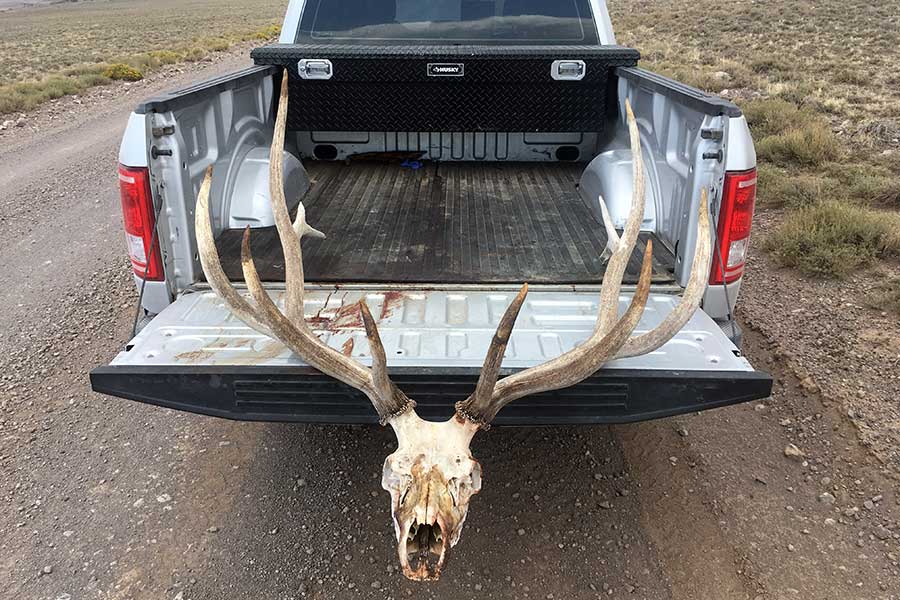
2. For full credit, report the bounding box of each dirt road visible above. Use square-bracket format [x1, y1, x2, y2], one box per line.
[0, 49, 897, 600]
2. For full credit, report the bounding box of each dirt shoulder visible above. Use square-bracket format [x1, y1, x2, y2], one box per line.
[741, 212, 900, 473]
[625, 326, 900, 600]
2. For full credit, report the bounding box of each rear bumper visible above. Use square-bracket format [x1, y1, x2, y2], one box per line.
[90, 366, 772, 425]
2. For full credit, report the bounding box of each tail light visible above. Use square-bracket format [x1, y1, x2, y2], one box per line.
[118, 164, 164, 281]
[710, 168, 757, 285]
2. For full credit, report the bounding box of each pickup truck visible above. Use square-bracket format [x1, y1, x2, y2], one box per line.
[91, 0, 772, 426]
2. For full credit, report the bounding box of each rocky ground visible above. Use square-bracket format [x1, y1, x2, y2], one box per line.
[741, 212, 900, 471]
[0, 47, 898, 600]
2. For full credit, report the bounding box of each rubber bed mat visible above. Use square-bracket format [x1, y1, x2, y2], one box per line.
[212, 161, 676, 285]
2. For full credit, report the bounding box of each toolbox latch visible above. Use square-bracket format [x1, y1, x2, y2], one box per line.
[551, 60, 586, 81]
[297, 59, 333, 80]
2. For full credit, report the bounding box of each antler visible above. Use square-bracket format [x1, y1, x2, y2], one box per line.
[195, 70, 412, 424]
[455, 99, 713, 427]
[617, 187, 711, 359]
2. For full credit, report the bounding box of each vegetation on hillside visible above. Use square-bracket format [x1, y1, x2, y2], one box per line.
[610, 0, 900, 298]
[0, 0, 283, 114]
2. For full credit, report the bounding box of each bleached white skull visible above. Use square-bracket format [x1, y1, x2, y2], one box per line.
[381, 412, 482, 580]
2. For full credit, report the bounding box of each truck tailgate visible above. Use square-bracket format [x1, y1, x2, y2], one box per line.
[91, 286, 771, 424]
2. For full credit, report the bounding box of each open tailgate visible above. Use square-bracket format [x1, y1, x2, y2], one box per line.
[91, 286, 772, 425]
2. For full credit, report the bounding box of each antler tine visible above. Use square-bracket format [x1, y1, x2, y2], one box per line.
[359, 301, 415, 423]
[595, 99, 646, 337]
[293, 202, 326, 241]
[457, 243, 655, 425]
[617, 188, 712, 359]
[455, 284, 529, 428]
[240, 228, 412, 421]
[195, 165, 270, 337]
[269, 69, 310, 327]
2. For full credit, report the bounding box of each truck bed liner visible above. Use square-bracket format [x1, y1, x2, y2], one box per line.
[212, 161, 676, 285]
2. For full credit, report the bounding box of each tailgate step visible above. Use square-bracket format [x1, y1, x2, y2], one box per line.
[92, 287, 771, 424]
[91, 366, 771, 425]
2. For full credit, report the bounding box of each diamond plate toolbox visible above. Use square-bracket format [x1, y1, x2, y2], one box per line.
[251, 44, 640, 132]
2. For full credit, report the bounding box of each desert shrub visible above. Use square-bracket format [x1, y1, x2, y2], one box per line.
[102, 63, 143, 81]
[0, 75, 95, 113]
[847, 172, 898, 203]
[756, 167, 836, 208]
[872, 183, 900, 207]
[771, 82, 818, 107]
[765, 201, 900, 277]
[750, 56, 792, 76]
[40, 76, 83, 98]
[201, 37, 230, 52]
[149, 50, 182, 65]
[819, 96, 849, 115]
[123, 53, 158, 71]
[834, 69, 868, 86]
[74, 72, 111, 87]
[249, 24, 281, 40]
[60, 64, 107, 78]
[756, 122, 841, 167]
[755, 166, 786, 206]
[636, 61, 724, 93]
[824, 163, 900, 205]
[742, 98, 819, 139]
[673, 69, 720, 91]
[182, 47, 208, 62]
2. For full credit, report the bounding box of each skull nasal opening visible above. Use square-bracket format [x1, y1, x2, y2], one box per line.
[407, 520, 444, 558]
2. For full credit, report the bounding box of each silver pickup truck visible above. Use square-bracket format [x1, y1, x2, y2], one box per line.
[92, 0, 771, 425]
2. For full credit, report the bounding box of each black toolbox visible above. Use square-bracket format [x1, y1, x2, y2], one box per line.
[251, 44, 639, 132]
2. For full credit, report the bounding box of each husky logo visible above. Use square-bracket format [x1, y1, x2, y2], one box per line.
[427, 63, 464, 77]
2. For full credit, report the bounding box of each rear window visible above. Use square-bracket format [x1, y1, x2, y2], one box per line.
[297, 0, 598, 45]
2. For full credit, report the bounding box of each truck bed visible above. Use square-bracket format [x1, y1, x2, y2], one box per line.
[212, 161, 676, 285]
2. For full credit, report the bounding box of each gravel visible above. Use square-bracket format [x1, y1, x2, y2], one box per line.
[784, 443, 806, 460]
[741, 212, 900, 471]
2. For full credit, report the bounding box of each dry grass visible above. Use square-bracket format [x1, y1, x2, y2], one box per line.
[764, 202, 900, 277]
[757, 168, 836, 209]
[0, 0, 284, 115]
[609, 0, 900, 126]
[608, 0, 900, 278]
[743, 99, 841, 167]
[757, 123, 842, 167]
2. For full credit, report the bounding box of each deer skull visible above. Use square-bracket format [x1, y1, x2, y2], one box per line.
[382, 412, 481, 580]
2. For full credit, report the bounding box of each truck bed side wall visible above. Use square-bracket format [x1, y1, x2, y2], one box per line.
[610, 67, 751, 319]
[134, 66, 279, 305]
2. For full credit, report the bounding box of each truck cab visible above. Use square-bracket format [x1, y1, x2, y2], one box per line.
[92, 0, 771, 424]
